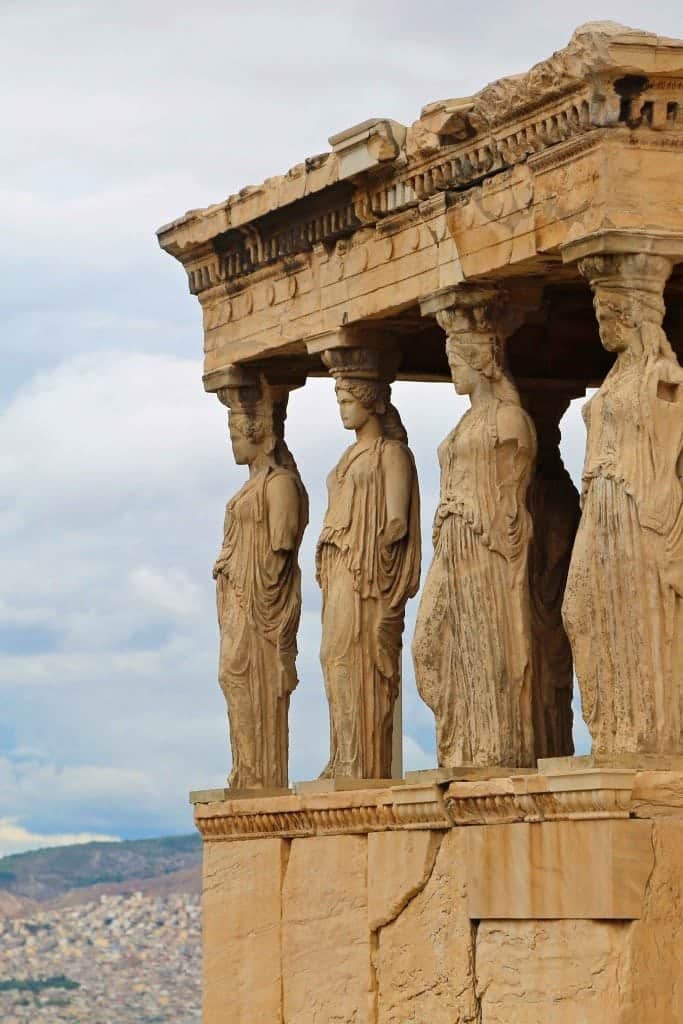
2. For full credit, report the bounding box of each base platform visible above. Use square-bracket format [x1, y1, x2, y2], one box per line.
[191, 765, 683, 1022]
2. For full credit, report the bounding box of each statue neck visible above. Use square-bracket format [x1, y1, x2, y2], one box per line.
[355, 416, 383, 446]
[248, 452, 277, 479]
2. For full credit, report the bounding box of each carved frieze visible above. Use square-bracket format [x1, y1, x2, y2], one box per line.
[189, 768, 683, 841]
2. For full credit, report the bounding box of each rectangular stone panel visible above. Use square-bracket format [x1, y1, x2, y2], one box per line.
[476, 919, 629, 1024]
[202, 837, 286, 1024]
[467, 819, 653, 919]
[282, 834, 370, 1023]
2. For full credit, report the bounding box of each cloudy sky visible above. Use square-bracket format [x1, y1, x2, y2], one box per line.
[2, 1, 681, 856]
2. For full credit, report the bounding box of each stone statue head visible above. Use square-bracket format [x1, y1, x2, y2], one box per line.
[579, 253, 674, 359]
[228, 408, 276, 466]
[323, 347, 408, 443]
[334, 378, 385, 431]
[447, 336, 520, 404]
[217, 372, 301, 471]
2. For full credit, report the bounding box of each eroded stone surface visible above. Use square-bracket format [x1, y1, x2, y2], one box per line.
[375, 830, 478, 1024]
[616, 819, 683, 1023]
[282, 835, 369, 1023]
[563, 253, 683, 759]
[367, 830, 442, 932]
[477, 919, 628, 1024]
[317, 346, 421, 779]
[467, 819, 653, 919]
[213, 369, 308, 790]
[412, 286, 537, 769]
[203, 838, 285, 1024]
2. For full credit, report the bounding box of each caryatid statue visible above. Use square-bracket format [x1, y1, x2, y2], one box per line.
[317, 347, 421, 779]
[212, 370, 308, 789]
[563, 252, 683, 757]
[413, 288, 537, 768]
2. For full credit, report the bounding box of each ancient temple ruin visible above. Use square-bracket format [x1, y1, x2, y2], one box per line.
[158, 22, 683, 1023]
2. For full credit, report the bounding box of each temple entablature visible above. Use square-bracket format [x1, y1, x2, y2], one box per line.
[158, 21, 683, 388]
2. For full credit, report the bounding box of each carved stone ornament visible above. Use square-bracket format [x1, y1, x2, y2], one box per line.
[413, 286, 537, 768]
[213, 371, 309, 789]
[563, 252, 683, 756]
[316, 347, 421, 779]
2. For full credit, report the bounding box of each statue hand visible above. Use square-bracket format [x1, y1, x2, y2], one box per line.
[382, 517, 407, 546]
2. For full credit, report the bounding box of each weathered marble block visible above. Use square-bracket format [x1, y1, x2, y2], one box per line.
[192, 771, 683, 1024]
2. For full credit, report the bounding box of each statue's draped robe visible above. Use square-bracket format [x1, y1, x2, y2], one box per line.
[563, 348, 683, 754]
[216, 466, 307, 788]
[415, 401, 536, 767]
[317, 438, 421, 778]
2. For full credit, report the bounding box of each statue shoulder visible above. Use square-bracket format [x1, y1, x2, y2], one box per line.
[266, 467, 304, 503]
[380, 438, 413, 470]
[496, 402, 535, 449]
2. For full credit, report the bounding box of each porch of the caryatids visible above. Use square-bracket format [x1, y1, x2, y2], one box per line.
[210, 366, 309, 791]
[519, 385, 581, 760]
[413, 285, 538, 769]
[310, 338, 421, 780]
[561, 247, 683, 758]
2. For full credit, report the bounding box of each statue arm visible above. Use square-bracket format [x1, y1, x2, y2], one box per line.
[267, 473, 301, 552]
[212, 505, 231, 579]
[382, 444, 412, 545]
[488, 406, 535, 560]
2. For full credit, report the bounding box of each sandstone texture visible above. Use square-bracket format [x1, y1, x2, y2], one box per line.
[203, 837, 284, 1024]
[282, 835, 369, 1023]
[196, 774, 683, 1023]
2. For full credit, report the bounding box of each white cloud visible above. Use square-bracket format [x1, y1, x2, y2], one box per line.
[403, 735, 435, 773]
[0, 819, 119, 859]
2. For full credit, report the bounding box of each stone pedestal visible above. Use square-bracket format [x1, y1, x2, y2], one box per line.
[191, 768, 683, 1023]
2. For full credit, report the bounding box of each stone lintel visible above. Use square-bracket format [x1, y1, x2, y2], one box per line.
[560, 228, 683, 264]
[466, 818, 654, 919]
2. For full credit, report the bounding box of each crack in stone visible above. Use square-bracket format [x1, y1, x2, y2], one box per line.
[368, 831, 444, 1024]
[471, 918, 483, 1024]
[370, 831, 444, 933]
[279, 839, 292, 1024]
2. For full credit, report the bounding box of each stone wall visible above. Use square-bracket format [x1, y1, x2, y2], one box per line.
[193, 768, 683, 1023]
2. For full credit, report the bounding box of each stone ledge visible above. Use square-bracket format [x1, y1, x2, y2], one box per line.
[193, 783, 450, 842]
[444, 768, 636, 825]
[191, 769, 683, 840]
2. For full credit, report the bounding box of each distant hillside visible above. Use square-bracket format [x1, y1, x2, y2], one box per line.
[0, 834, 202, 904]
